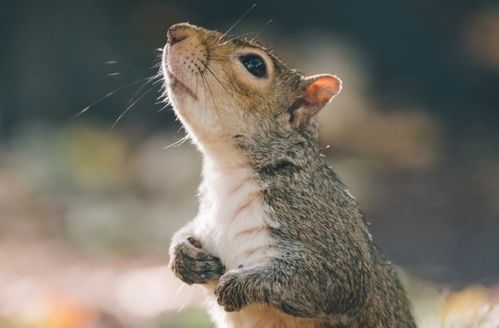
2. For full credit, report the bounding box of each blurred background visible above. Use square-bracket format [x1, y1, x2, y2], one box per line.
[1, 0, 499, 327]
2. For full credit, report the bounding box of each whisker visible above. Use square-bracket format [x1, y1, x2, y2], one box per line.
[251, 19, 273, 41]
[175, 282, 186, 298]
[127, 75, 158, 105]
[177, 284, 195, 313]
[75, 76, 154, 117]
[205, 65, 233, 97]
[194, 68, 201, 101]
[202, 72, 220, 117]
[157, 102, 171, 112]
[157, 86, 170, 110]
[157, 87, 171, 106]
[219, 2, 258, 40]
[164, 134, 190, 149]
[200, 72, 210, 123]
[222, 32, 257, 45]
[152, 75, 164, 86]
[111, 83, 158, 128]
[152, 54, 164, 68]
[203, 55, 226, 62]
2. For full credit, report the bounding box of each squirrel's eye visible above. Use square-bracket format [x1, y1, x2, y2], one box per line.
[239, 54, 267, 78]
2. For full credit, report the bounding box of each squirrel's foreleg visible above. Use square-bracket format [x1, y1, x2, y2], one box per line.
[214, 257, 365, 319]
[214, 260, 321, 316]
[169, 222, 225, 285]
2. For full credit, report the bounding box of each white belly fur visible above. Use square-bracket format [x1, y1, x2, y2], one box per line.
[193, 164, 304, 327]
[194, 165, 274, 272]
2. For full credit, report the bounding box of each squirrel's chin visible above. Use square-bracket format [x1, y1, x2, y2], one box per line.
[166, 71, 198, 101]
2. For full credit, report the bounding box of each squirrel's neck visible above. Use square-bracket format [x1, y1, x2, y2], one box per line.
[233, 130, 323, 174]
[197, 139, 248, 170]
[197, 128, 324, 180]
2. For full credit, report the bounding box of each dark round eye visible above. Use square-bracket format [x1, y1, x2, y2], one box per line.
[239, 54, 267, 78]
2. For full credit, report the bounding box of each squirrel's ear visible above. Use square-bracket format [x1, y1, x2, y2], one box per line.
[303, 74, 342, 105]
[289, 74, 342, 130]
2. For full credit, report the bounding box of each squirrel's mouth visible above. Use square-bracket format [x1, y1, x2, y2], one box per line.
[166, 70, 198, 100]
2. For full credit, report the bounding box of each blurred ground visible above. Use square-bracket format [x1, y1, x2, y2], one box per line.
[0, 124, 498, 327]
[1, 0, 499, 327]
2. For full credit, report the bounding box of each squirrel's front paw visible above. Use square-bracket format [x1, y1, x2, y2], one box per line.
[170, 236, 225, 285]
[214, 271, 247, 312]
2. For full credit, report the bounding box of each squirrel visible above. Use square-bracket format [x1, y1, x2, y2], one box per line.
[162, 22, 417, 328]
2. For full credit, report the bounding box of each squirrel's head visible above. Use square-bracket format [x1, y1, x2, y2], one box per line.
[161, 23, 341, 163]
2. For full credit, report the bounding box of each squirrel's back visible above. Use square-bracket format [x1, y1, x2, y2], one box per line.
[237, 129, 416, 327]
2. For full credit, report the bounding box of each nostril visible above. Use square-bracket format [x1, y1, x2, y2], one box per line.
[167, 28, 188, 46]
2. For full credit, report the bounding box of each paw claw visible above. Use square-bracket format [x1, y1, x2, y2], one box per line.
[187, 235, 202, 248]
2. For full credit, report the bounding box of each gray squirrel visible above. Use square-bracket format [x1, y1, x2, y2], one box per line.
[162, 22, 416, 328]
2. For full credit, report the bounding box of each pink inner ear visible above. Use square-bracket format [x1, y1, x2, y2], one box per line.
[304, 75, 341, 105]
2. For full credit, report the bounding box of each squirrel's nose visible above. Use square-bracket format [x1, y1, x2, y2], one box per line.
[167, 23, 196, 46]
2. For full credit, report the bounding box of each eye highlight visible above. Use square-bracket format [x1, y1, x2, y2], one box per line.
[239, 54, 267, 78]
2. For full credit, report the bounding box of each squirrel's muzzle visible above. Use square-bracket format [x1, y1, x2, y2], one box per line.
[167, 23, 199, 46]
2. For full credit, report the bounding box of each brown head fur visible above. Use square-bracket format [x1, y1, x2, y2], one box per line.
[162, 23, 340, 164]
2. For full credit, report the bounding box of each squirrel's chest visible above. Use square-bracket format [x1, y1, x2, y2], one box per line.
[195, 168, 274, 271]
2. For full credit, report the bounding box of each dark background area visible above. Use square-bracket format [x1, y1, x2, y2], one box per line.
[1, 2, 499, 325]
[2, 1, 498, 136]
